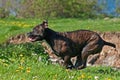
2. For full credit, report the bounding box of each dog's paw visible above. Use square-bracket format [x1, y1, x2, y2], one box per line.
[66, 65, 75, 69]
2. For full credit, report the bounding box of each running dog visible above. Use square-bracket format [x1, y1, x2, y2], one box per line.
[27, 20, 116, 69]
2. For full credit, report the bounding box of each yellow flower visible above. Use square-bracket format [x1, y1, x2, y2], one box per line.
[81, 74, 85, 79]
[77, 76, 81, 80]
[105, 78, 112, 80]
[4, 63, 8, 67]
[20, 58, 25, 63]
[19, 66, 24, 70]
[23, 24, 30, 27]
[26, 67, 31, 73]
[18, 23, 22, 27]
[53, 74, 57, 80]
[16, 69, 19, 72]
[21, 78, 25, 80]
[19, 54, 23, 57]
[88, 76, 92, 79]
[77, 74, 85, 80]
[65, 69, 70, 72]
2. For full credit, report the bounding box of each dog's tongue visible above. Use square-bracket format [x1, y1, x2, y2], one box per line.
[28, 38, 32, 41]
[28, 37, 35, 41]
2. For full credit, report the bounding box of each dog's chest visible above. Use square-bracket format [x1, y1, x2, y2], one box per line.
[52, 39, 70, 54]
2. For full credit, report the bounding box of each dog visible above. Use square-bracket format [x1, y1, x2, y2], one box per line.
[27, 20, 116, 69]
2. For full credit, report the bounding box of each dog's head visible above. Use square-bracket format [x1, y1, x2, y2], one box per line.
[27, 20, 48, 42]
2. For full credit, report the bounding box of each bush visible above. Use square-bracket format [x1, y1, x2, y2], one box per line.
[0, 8, 9, 18]
[17, 0, 97, 19]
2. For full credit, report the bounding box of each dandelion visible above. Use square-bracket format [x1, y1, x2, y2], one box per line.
[19, 54, 23, 57]
[77, 76, 81, 80]
[65, 69, 70, 72]
[3, 63, 8, 67]
[53, 74, 58, 80]
[16, 69, 19, 72]
[105, 78, 112, 80]
[21, 78, 25, 80]
[107, 78, 112, 80]
[88, 76, 92, 79]
[10, 58, 16, 62]
[20, 58, 25, 63]
[18, 23, 22, 27]
[26, 67, 31, 73]
[81, 74, 85, 79]
[77, 74, 85, 80]
[19, 66, 24, 70]
[23, 24, 30, 27]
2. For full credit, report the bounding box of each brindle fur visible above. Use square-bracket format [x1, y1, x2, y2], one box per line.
[28, 21, 116, 69]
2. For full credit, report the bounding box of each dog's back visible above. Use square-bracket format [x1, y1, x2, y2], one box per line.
[60, 30, 99, 43]
[59, 30, 115, 49]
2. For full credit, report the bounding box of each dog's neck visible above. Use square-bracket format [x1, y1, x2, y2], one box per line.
[44, 28, 56, 42]
[44, 28, 57, 39]
[44, 28, 60, 54]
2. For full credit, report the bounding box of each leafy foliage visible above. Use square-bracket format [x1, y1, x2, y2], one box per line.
[0, 8, 9, 18]
[21, 0, 97, 18]
[0, 0, 97, 19]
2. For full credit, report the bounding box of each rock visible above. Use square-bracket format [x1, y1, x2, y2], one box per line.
[88, 32, 120, 69]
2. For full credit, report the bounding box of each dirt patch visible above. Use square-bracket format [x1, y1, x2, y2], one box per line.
[90, 32, 120, 68]
[6, 34, 30, 44]
[6, 32, 120, 69]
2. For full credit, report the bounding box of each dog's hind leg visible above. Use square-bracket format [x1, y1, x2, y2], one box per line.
[77, 43, 101, 70]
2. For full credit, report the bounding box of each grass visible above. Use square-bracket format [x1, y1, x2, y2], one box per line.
[1, 18, 120, 43]
[0, 18, 120, 80]
[0, 43, 120, 80]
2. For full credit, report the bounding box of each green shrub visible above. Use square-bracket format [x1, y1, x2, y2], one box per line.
[17, 0, 97, 19]
[0, 8, 9, 18]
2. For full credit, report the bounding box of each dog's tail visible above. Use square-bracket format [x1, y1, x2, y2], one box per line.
[104, 41, 116, 48]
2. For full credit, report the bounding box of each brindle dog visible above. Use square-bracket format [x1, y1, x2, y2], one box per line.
[27, 20, 116, 69]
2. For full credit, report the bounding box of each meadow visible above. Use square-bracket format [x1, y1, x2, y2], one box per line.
[0, 18, 120, 80]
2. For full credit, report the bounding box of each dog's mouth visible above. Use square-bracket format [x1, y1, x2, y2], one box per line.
[28, 35, 44, 42]
[27, 32, 44, 42]
[28, 36, 38, 42]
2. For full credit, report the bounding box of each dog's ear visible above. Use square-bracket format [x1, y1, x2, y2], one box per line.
[42, 20, 48, 28]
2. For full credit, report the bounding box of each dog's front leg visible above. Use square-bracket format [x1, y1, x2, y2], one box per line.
[75, 54, 83, 68]
[63, 56, 74, 69]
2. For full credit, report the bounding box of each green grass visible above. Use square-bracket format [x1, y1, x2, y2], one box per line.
[0, 18, 120, 80]
[1, 18, 120, 43]
[0, 43, 120, 80]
